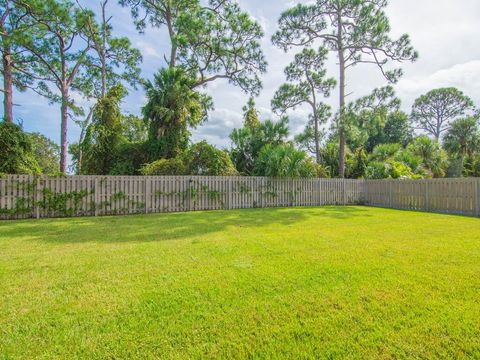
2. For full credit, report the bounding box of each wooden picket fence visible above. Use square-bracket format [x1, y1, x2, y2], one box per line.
[1, 175, 479, 220]
[364, 178, 480, 217]
[0, 175, 364, 220]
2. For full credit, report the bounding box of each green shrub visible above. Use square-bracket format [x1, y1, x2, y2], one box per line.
[0, 122, 40, 174]
[184, 141, 238, 176]
[140, 158, 186, 175]
[254, 144, 324, 178]
[365, 160, 417, 179]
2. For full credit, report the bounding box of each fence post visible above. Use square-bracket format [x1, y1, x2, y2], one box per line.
[227, 177, 232, 210]
[188, 178, 193, 212]
[144, 177, 150, 214]
[290, 178, 294, 207]
[343, 179, 346, 205]
[475, 178, 480, 217]
[389, 180, 393, 208]
[94, 177, 99, 216]
[425, 180, 429, 212]
[35, 176, 41, 219]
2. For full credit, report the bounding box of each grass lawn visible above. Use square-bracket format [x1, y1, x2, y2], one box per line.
[1, 206, 479, 359]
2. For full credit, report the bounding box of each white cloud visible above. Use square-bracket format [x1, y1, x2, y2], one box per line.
[191, 108, 243, 148]
[396, 61, 480, 109]
[136, 41, 163, 60]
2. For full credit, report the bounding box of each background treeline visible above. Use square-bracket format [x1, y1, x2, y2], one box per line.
[1, 0, 479, 179]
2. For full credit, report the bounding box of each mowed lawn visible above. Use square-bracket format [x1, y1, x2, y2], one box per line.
[1, 207, 479, 359]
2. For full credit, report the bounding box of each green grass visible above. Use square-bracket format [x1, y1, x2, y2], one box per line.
[1, 206, 479, 359]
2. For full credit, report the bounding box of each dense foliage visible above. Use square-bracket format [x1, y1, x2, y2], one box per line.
[140, 141, 237, 176]
[29, 132, 61, 175]
[0, 122, 40, 174]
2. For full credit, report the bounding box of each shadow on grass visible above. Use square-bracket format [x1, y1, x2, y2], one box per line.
[0, 206, 372, 244]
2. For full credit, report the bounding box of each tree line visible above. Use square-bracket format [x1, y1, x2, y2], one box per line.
[1, 0, 479, 179]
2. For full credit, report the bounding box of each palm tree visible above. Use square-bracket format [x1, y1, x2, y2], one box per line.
[143, 68, 212, 158]
[443, 117, 480, 175]
[254, 144, 320, 178]
[407, 136, 448, 178]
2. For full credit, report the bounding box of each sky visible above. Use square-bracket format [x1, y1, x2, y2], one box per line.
[7, 0, 480, 159]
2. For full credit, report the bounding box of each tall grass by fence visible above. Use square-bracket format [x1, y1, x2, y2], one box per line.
[0, 175, 364, 219]
[0, 175, 479, 220]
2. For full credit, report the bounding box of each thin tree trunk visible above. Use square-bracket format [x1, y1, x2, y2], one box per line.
[314, 116, 321, 164]
[77, 148, 83, 174]
[166, 5, 177, 68]
[100, 0, 108, 98]
[101, 53, 106, 98]
[2, 44, 13, 122]
[460, 147, 466, 176]
[60, 88, 69, 174]
[337, 11, 346, 178]
[338, 53, 346, 178]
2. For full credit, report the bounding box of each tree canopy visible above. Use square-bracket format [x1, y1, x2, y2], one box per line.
[272, 0, 418, 177]
[411, 88, 475, 141]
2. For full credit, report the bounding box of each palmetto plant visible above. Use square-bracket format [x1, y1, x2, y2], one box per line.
[407, 136, 449, 178]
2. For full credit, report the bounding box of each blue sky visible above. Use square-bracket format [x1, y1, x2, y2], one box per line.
[6, 0, 480, 159]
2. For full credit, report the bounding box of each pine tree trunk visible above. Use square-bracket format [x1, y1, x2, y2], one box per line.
[337, 13, 346, 178]
[60, 88, 69, 174]
[314, 116, 321, 164]
[2, 44, 13, 122]
[338, 52, 346, 178]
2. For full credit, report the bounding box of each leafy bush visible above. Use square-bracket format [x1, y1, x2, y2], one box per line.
[109, 142, 149, 175]
[184, 141, 238, 176]
[141, 141, 238, 176]
[29, 132, 60, 175]
[254, 144, 325, 178]
[0, 122, 40, 174]
[405, 136, 449, 178]
[365, 160, 417, 179]
[140, 158, 186, 175]
[370, 143, 402, 162]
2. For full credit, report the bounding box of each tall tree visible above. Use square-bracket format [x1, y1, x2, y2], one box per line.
[0, 0, 38, 122]
[80, 84, 126, 174]
[143, 67, 212, 159]
[73, 0, 142, 173]
[120, 0, 267, 95]
[343, 86, 402, 152]
[272, 47, 336, 164]
[411, 88, 475, 141]
[78, 0, 142, 99]
[272, 0, 418, 177]
[17, 0, 96, 173]
[443, 117, 480, 175]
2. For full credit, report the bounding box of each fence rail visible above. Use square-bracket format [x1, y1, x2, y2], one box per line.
[0, 175, 364, 220]
[0, 175, 479, 220]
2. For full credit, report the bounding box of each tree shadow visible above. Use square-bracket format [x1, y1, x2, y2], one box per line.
[0, 206, 372, 244]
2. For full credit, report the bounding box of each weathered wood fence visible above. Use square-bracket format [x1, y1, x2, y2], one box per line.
[364, 178, 480, 217]
[0, 175, 364, 219]
[0, 175, 479, 220]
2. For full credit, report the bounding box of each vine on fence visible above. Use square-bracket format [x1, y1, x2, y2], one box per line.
[0, 179, 147, 218]
[155, 181, 226, 209]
